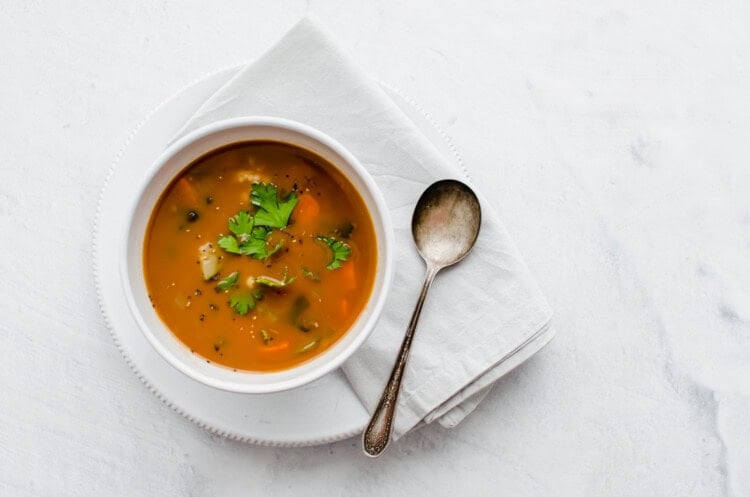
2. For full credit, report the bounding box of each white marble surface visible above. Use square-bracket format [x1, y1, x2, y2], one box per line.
[1, 1, 748, 495]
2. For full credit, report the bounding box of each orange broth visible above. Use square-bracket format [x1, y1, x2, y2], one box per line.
[143, 141, 377, 372]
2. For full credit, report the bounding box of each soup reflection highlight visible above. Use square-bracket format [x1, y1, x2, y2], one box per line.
[144, 141, 377, 372]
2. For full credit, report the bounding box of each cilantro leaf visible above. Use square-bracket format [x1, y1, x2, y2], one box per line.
[229, 293, 256, 316]
[217, 235, 241, 254]
[256, 266, 296, 288]
[251, 183, 299, 229]
[315, 235, 352, 270]
[228, 211, 253, 239]
[215, 272, 239, 292]
[218, 222, 282, 260]
[239, 226, 283, 259]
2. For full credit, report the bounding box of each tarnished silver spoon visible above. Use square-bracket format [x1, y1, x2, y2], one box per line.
[362, 179, 482, 457]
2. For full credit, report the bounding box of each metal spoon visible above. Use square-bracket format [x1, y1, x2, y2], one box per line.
[362, 179, 482, 457]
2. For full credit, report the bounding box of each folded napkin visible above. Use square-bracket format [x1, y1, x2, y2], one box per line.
[177, 15, 554, 440]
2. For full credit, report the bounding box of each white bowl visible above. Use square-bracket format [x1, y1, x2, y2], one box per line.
[121, 117, 394, 394]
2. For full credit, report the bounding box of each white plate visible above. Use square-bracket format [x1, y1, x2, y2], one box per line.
[93, 65, 465, 447]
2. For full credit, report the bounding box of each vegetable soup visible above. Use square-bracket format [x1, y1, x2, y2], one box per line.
[144, 141, 377, 372]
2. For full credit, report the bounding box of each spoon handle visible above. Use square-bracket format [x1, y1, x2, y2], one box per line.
[362, 265, 439, 457]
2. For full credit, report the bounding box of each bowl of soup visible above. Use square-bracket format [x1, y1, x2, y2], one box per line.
[122, 117, 393, 393]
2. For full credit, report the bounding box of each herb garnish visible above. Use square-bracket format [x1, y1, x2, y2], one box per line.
[229, 289, 264, 316]
[215, 271, 239, 292]
[256, 266, 296, 288]
[216, 183, 296, 260]
[250, 183, 299, 229]
[217, 213, 283, 259]
[229, 293, 255, 315]
[315, 235, 351, 270]
[228, 210, 253, 237]
[301, 267, 320, 282]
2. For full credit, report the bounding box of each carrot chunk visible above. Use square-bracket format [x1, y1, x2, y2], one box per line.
[175, 177, 199, 206]
[339, 299, 350, 318]
[339, 261, 357, 290]
[294, 193, 320, 226]
[260, 340, 290, 354]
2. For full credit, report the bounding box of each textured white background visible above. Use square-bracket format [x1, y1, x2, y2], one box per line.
[1, 1, 749, 496]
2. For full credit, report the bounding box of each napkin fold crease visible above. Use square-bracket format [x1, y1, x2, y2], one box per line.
[177, 15, 554, 440]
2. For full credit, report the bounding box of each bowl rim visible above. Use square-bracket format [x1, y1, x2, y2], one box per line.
[119, 116, 394, 393]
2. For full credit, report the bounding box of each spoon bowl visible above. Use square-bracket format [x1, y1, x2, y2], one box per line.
[412, 180, 482, 268]
[362, 179, 481, 457]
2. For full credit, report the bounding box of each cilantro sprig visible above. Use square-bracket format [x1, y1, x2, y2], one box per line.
[315, 235, 351, 270]
[216, 183, 296, 261]
[229, 293, 255, 315]
[229, 289, 264, 316]
[250, 183, 299, 229]
[215, 272, 239, 292]
[217, 213, 283, 259]
[256, 266, 296, 288]
[228, 211, 253, 238]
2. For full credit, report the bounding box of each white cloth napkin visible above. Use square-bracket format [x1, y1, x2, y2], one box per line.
[177, 15, 554, 439]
